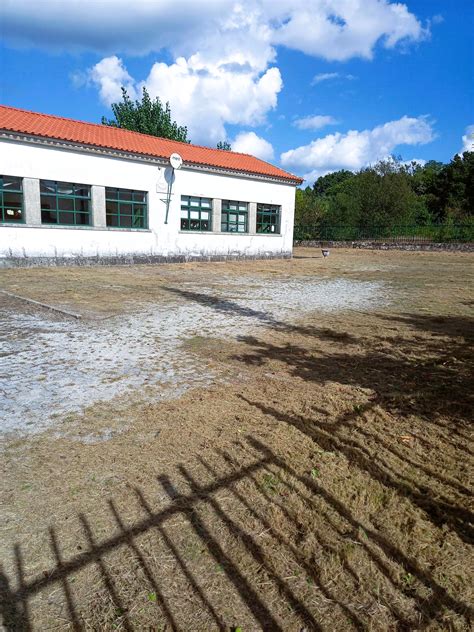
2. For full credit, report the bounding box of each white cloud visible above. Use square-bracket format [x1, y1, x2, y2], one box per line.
[88, 56, 137, 105]
[268, 0, 427, 61]
[293, 115, 338, 130]
[3, 1, 429, 147]
[311, 72, 355, 85]
[2, 0, 233, 56]
[281, 116, 435, 182]
[88, 55, 282, 145]
[231, 131, 274, 161]
[3, 1, 427, 62]
[312, 72, 340, 84]
[460, 125, 474, 153]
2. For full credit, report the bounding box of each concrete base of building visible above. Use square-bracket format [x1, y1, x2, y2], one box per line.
[0, 252, 293, 268]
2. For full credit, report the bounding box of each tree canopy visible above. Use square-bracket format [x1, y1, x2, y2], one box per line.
[216, 141, 232, 150]
[102, 87, 189, 143]
[295, 153, 474, 240]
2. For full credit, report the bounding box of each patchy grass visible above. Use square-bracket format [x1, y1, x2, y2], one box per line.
[0, 248, 473, 631]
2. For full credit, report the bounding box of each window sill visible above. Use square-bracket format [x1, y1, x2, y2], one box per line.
[0, 223, 151, 233]
[178, 230, 282, 236]
[104, 227, 151, 232]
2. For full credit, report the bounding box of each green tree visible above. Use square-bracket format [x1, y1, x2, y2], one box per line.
[216, 141, 232, 150]
[320, 160, 427, 238]
[431, 152, 474, 220]
[313, 170, 354, 197]
[102, 87, 189, 143]
[295, 187, 327, 225]
[295, 154, 474, 241]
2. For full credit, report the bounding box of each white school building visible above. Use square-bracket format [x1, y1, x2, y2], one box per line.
[0, 105, 302, 266]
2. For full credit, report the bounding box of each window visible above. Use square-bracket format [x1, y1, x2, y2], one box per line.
[221, 200, 248, 233]
[0, 176, 23, 223]
[257, 203, 281, 234]
[106, 187, 147, 229]
[181, 196, 212, 231]
[40, 180, 91, 226]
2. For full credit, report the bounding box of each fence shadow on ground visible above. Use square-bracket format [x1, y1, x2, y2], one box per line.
[1, 437, 472, 631]
[232, 313, 473, 544]
[2, 288, 473, 630]
[165, 287, 474, 555]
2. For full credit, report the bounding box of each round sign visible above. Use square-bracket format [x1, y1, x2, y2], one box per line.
[170, 153, 183, 170]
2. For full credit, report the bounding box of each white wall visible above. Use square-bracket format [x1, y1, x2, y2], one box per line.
[0, 138, 296, 262]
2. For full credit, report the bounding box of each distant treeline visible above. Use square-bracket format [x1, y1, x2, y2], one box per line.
[295, 152, 474, 241]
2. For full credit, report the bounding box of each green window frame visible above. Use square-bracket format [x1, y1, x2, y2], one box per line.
[221, 200, 248, 233]
[257, 203, 281, 234]
[106, 187, 148, 229]
[40, 180, 91, 226]
[0, 175, 23, 224]
[181, 196, 212, 231]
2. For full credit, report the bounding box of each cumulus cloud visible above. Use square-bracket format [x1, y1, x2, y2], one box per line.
[293, 115, 338, 130]
[269, 0, 427, 61]
[3, 0, 427, 62]
[88, 55, 282, 144]
[460, 125, 474, 153]
[281, 116, 435, 182]
[232, 131, 274, 161]
[88, 56, 137, 105]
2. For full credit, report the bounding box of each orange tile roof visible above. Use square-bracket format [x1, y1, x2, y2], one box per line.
[0, 105, 302, 184]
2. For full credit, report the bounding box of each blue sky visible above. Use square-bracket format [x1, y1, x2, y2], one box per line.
[1, 0, 473, 182]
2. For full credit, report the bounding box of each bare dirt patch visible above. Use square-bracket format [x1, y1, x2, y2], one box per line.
[1, 248, 473, 631]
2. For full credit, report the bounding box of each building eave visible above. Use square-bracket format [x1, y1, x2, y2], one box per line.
[0, 131, 303, 186]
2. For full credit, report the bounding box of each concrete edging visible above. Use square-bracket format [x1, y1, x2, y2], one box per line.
[0, 252, 292, 268]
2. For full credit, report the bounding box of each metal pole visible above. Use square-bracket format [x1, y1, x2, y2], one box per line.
[164, 168, 175, 225]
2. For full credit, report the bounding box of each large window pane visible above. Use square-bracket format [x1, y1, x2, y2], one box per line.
[105, 187, 118, 199]
[57, 182, 74, 195]
[1, 175, 23, 223]
[40, 180, 56, 194]
[105, 187, 148, 229]
[106, 201, 119, 215]
[180, 196, 213, 231]
[41, 210, 58, 224]
[133, 191, 146, 203]
[75, 213, 90, 226]
[106, 213, 119, 227]
[221, 200, 248, 233]
[256, 203, 281, 234]
[40, 180, 91, 226]
[75, 185, 90, 197]
[58, 197, 74, 212]
[3, 176, 22, 191]
[58, 211, 75, 225]
[119, 214, 132, 228]
[3, 192, 22, 209]
[120, 203, 132, 215]
[40, 196, 56, 211]
[119, 190, 133, 202]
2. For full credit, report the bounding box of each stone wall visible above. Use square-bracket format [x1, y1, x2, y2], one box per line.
[295, 240, 474, 252]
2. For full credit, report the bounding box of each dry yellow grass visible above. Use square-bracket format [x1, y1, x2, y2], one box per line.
[0, 248, 473, 631]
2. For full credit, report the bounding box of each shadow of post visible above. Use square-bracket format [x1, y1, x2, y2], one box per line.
[1, 437, 472, 630]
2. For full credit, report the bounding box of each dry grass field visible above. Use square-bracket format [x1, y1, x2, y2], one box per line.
[0, 247, 473, 631]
